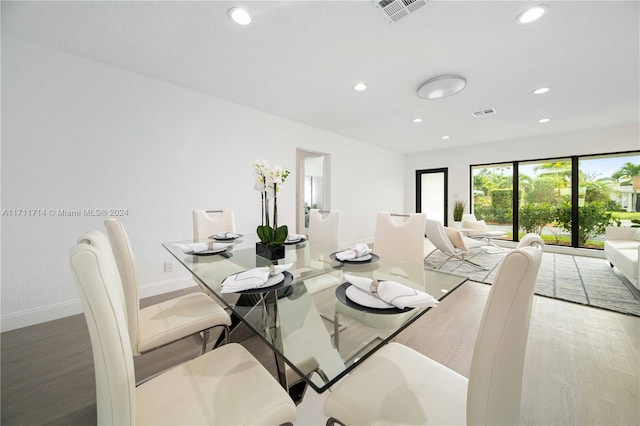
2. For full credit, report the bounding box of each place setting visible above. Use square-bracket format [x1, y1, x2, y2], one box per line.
[330, 243, 379, 264]
[174, 241, 233, 256]
[210, 231, 243, 241]
[284, 233, 307, 245]
[335, 273, 438, 314]
[221, 263, 294, 294]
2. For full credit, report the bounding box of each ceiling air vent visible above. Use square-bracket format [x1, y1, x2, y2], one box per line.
[472, 108, 497, 118]
[376, 0, 427, 23]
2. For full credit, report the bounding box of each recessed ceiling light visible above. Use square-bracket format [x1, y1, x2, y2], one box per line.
[533, 87, 550, 95]
[442, 135, 450, 140]
[412, 118, 423, 123]
[228, 7, 251, 25]
[417, 75, 466, 100]
[353, 83, 367, 91]
[538, 118, 551, 123]
[517, 5, 549, 24]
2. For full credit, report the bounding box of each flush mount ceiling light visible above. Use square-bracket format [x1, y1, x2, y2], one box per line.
[442, 135, 450, 140]
[228, 7, 251, 25]
[533, 87, 550, 95]
[412, 118, 423, 123]
[417, 75, 466, 100]
[538, 118, 551, 123]
[353, 83, 367, 91]
[517, 4, 549, 24]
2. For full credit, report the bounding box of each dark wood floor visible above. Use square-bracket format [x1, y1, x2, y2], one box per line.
[0, 287, 277, 425]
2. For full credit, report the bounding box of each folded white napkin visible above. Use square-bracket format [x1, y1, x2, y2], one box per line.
[344, 274, 438, 310]
[175, 242, 230, 254]
[286, 234, 305, 242]
[335, 243, 372, 261]
[221, 263, 293, 293]
[213, 232, 240, 239]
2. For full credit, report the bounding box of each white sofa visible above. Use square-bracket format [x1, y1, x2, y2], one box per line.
[604, 227, 640, 290]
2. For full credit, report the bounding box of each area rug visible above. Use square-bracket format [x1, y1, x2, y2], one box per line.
[426, 249, 640, 317]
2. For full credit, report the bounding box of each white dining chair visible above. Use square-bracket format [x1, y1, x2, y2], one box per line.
[424, 218, 487, 270]
[308, 209, 340, 248]
[374, 212, 427, 265]
[70, 234, 297, 425]
[103, 219, 231, 356]
[332, 213, 427, 354]
[304, 209, 342, 296]
[323, 234, 544, 425]
[193, 209, 236, 240]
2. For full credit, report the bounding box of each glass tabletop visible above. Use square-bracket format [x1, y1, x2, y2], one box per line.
[163, 236, 468, 393]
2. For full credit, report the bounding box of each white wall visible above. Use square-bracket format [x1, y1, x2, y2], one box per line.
[404, 123, 640, 222]
[1, 36, 405, 330]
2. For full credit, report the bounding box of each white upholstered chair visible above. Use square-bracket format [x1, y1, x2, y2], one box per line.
[424, 218, 487, 270]
[308, 209, 340, 247]
[324, 234, 544, 425]
[304, 209, 342, 296]
[104, 219, 231, 355]
[193, 209, 236, 240]
[374, 212, 427, 265]
[70, 234, 296, 425]
[462, 213, 508, 251]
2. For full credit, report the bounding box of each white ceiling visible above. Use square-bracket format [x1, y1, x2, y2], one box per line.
[2, 0, 639, 153]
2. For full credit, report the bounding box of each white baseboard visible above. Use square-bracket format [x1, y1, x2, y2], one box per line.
[1, 275, 194, 333]
[138, 275, 195, 299]
[1, 299, 84, 333]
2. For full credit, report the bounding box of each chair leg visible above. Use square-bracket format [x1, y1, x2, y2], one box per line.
[221, 325, 230, 345]
[462, 257, 489, 270]
[483, 238, 509, 252]
[201, 329, 210, 354]
[424, 249, 456, 270]
[334, 311, 340, 350]
[202, 325, 231, 353]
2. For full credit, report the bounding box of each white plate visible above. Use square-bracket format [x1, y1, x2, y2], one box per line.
[285, 236, 306, 244]
[345, 285, 394, 309]
[193, 246, 230, 255]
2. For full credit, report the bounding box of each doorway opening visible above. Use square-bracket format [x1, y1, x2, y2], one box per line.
[416, 168, 448, 225]
[296, 149, 331, 234]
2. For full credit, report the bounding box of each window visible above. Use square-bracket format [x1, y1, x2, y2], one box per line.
[577, 153, 640, 248]
[518, 159, 571, 246]
[471, 163, 513, 239]
[471, 151, 639, 249]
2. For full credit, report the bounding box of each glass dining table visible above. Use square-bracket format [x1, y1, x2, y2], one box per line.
[163, 235, 467, 397]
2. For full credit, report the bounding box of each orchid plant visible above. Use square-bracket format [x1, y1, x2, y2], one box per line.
[253, 160, 290, 247]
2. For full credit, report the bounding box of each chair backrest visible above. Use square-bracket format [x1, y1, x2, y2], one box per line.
[462, 213, 478, 222]
[193, 209, 236, 240]
[104, 218, 141, 354]
[374, 212, 427, 265]
[70, 232, 136, 425]
[425, 218, 458, 255]
[308, 209, 340, 248]
[466, 233, 544, 425]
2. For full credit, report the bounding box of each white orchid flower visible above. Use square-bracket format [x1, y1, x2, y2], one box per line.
[254, 176, 266, 192]
[270, 165, 284, 184]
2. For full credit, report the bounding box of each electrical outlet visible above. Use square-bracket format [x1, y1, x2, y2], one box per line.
[164, 261, 173, 273]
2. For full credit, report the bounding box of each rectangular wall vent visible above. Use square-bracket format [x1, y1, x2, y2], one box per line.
[376, 0, 427, 23]
[472, 108, 497, 118]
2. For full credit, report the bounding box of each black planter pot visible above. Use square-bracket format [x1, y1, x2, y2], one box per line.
[256, 242, 285, 260]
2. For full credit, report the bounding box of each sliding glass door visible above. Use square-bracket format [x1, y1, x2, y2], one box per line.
[471, 151, 639, 249]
